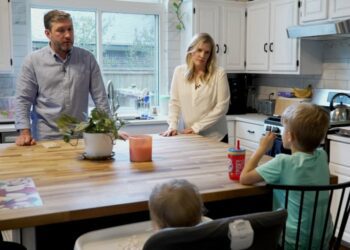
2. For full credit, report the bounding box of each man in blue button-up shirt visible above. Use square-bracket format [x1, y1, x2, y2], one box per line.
[15, 10, 110, 146]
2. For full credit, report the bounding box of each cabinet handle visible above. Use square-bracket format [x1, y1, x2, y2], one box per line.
[216, 44, 219, 53]
[264, 43, 268, 53]
[247, 130, 255, 134]
[269, 42, 274, 52]
[223, 44, 227, 54]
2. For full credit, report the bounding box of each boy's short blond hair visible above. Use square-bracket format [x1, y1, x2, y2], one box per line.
[148, 179, 203, 229]
[281, 103, 329, 152]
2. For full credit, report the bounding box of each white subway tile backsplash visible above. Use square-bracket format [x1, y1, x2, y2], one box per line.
[323, 59, 349, 70]
[335, 70, 350, 81]
[320, 79, 348, 89]
[321, 69, 336, 80]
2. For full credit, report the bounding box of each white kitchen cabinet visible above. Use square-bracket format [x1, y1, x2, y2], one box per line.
[246, 1, 270, 71]
[246, 0, 322, 75]
[300, 0, 350, 24]
[181, 0, 246, 72]
[330, 0, 350, 20]
[235, 121, 264, 152]
[300, 0, 328, 23]
[227, 114, 266, 152]
[246, 0, 298, 72]
[329, 136, 350, 244]
[0, 0, 13, 73]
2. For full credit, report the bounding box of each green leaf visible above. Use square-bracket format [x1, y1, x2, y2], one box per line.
[56, 107, 125, 143]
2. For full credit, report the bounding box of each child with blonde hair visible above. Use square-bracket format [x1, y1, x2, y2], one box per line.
[149, 179, 205, 229]
[240, 103, 331, 249]
[74, 179, 207, 250]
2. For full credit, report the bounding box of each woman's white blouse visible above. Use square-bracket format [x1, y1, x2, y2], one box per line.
[167, 64, 230, 141]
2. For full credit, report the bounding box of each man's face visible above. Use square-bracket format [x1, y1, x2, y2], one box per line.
[45, 19, 74, 56]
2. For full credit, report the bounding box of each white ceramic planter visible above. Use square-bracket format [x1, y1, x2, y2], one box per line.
[83, 132, 114, 157]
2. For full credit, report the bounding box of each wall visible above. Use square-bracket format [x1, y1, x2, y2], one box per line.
[254, 39, 350, 99]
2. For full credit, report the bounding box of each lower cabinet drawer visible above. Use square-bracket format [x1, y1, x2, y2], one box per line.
[235, 121, 264, 143]
[330, 141, 350, 167]
[237, 137, 259, 152]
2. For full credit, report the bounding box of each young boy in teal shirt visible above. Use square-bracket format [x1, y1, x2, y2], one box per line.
[240, 103, 332, 249]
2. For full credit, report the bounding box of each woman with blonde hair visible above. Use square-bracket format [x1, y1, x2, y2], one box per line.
[161, 33, 230, 142]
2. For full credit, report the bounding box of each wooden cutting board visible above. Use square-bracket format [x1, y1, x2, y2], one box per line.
[274, 97, 311, 116]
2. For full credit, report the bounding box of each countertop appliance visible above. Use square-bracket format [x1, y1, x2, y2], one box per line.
[329, 93, 350, 122]
[287, 18, 350, 40]
[257, 93, 275, 116]
[226, 74, 252, 115]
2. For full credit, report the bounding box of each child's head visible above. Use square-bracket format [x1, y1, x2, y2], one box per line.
[148, 179, 203, 229]
[281, 103, 329, 152]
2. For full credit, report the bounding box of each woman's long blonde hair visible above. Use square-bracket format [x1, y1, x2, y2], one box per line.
[185, 33, 217, 83]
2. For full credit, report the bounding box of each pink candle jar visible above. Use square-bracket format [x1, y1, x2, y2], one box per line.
[129, 135, 153, 162]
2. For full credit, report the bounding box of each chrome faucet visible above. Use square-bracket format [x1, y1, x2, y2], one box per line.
[107, 80, 120, 115]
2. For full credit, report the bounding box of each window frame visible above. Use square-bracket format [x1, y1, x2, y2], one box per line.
[30, 0, 165, 105]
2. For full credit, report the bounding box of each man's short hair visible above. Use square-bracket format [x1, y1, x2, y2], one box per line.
[44, 10, 72, 30]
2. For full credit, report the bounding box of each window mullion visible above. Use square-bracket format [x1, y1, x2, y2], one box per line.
[96, 9, 103, 69]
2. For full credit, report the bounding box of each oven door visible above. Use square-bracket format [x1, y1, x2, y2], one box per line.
[266, 135, 291, 157]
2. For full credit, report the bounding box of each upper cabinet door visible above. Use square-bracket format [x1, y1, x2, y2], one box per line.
[194, 2, 220, 52]
[270, 0, 298, 72]
[330, 0, 350, 19]
[300, 0, 328, 23]
[0, 0, 13, 73]
[246, 2, 270, 71]
[192, 0, 245, 71]
[221, 4, 246, 71]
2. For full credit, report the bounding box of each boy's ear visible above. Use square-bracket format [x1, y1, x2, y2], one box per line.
[286, 131, 293, 143]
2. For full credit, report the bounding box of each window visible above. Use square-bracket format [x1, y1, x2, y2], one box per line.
[31, 2, 160, 115]
[101, 12, 159, 114]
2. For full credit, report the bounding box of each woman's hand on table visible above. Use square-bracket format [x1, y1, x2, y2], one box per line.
[182, 128, 195, 134]
[160, 129, 178, 137]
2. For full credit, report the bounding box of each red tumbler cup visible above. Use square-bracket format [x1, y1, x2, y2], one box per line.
[227, 146, 246, 181]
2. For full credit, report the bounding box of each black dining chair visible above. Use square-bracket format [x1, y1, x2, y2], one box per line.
[142, 209, 288, 250]
[267, 181, 350, 250]
[0, 233, 27, 250]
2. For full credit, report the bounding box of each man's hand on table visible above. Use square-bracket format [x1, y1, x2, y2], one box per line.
[16, 129, 36, 146]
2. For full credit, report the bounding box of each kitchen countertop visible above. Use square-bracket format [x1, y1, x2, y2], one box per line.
[1, 114, 270, 132]
[123, 115, 167, 126]
[0, 116, 168, 133]
[0, 134, 273, 230]
[226, 113, 268, 125]
[328, 134, 350, 144]
[0, 123, 16, 133]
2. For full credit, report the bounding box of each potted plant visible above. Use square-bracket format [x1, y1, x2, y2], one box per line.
[56, 108, 125, 158]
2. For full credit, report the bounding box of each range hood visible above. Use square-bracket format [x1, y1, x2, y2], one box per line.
[287, 19, 350, 40]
